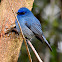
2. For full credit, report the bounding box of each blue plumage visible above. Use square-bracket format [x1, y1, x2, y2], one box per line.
[15, 7, 52, 51]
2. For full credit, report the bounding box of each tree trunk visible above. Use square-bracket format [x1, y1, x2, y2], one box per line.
[0, 0, 34, 62]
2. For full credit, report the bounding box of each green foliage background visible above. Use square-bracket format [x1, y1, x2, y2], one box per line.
[0, 0, 1, 2]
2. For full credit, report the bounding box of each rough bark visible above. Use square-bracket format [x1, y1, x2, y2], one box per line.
[0, 0, 34, 62]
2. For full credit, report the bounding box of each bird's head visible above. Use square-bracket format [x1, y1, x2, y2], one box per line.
[16, 7, 32, 16]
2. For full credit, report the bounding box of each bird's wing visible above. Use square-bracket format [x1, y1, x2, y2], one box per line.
[25, 17, 42, 36]
[25, 17, 52, 51]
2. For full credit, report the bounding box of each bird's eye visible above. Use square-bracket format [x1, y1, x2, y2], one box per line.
[21, 12, 25, 14]
[17, 12, 25, 15]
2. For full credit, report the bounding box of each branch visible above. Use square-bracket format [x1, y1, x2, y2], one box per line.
[27, 40, 43, 62]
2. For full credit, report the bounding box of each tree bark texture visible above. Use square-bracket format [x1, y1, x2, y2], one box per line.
[0, 0, 34, 62]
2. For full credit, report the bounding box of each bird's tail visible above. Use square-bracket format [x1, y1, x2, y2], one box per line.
[41, 34, 52, 51]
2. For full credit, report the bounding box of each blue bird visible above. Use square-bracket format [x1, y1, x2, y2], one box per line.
[15, 7, 52, 51]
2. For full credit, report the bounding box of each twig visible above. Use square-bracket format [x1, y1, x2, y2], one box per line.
[7, 0, 32, 62]
[27, 40, 43, 62]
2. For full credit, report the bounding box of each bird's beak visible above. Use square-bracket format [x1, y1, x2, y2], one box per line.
[16, 12, 18, 14]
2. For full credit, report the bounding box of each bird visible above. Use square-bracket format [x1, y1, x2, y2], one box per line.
[15, 7, 52, 51]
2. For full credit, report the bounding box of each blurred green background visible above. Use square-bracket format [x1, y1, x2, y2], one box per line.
[0, 0, 1, 2]
[18, 0, 62, 62]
